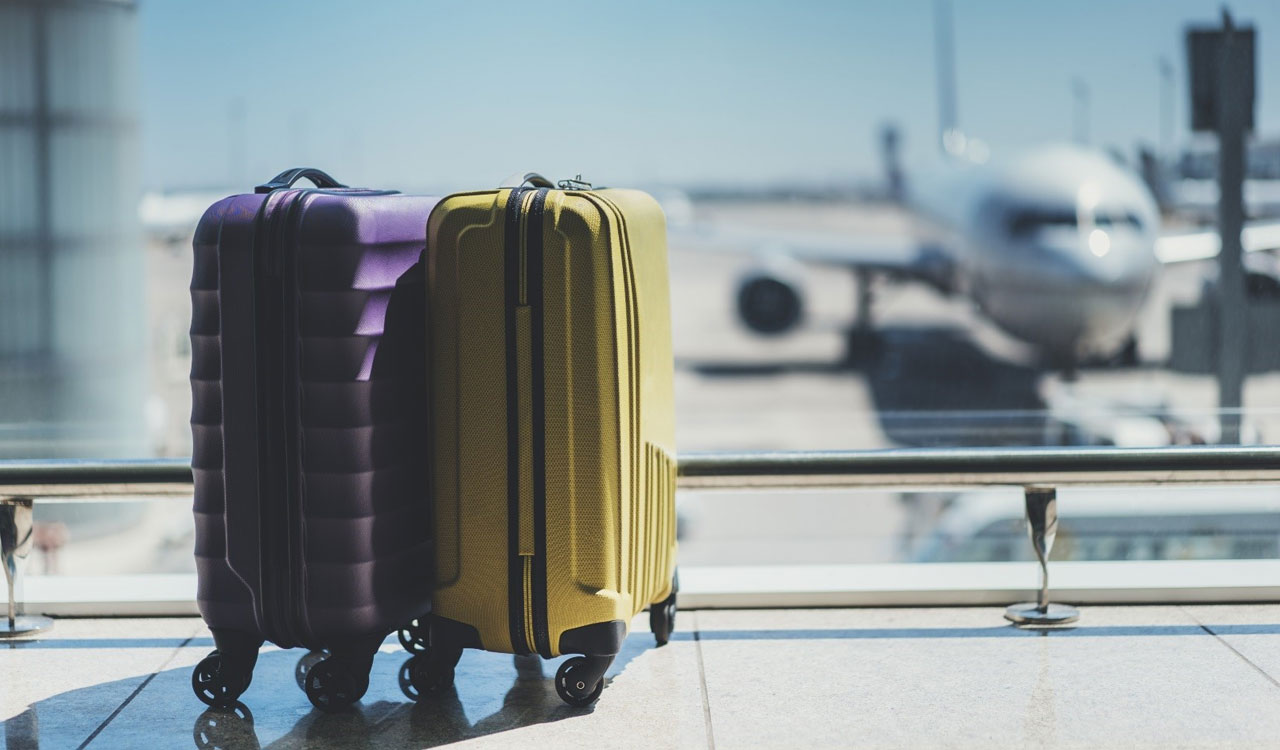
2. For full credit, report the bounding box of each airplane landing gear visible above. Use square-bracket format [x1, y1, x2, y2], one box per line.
[844, 269, 883, 367]
[1116, 335, 1140, 368]
[844, 328, 883, 367]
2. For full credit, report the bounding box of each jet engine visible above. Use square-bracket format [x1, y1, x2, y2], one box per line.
[735, 267, 804, 335]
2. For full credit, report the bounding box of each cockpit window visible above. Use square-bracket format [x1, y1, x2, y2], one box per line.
[1095, 212, 1143, 230]
[1007, 210, 1076, 236]
[1008, 210, 1143, 237]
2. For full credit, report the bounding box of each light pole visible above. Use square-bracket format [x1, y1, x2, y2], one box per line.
[1159, 57, 1175, 158]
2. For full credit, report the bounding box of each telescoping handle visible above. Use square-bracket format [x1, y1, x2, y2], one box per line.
[498, 172, 594, 190]
[255, 167, 347, 194]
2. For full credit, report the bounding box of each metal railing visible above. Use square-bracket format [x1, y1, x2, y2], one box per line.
[680, 446, 1280, 624]
[0, 457, 192, 499]
[5, 445, 1280, 494]
[4, 446, 1280, 628]
[677, 445, 1280, 489]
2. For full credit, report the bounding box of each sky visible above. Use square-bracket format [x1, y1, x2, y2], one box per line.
[138, 0, 1280, 193]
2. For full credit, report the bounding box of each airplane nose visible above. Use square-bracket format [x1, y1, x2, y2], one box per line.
[1061, 235, 1157, 345]
[1056, 231, 1157, 287]
[982, 234, 1158, 360]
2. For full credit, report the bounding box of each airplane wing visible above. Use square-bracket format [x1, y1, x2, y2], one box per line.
[1154, 221, 1280, 264]
[670, 221, 948, 280]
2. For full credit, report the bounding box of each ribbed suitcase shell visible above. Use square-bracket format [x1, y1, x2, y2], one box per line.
[425, 186, 677, 665]
[191, 187, 435, 653]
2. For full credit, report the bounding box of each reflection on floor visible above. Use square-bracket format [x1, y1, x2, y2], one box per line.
[6, 606, 1280, 748]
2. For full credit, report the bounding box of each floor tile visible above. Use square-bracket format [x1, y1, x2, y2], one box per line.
[1180, 604, 1280, 685]
[695, 607, 1280, 749]
[1, 617, 205, 749]
[87, 613, 707, 749]
[14, 608, 1280, 749]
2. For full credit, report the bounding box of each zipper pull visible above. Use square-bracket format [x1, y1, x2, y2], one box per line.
[557, 175, 593, 191]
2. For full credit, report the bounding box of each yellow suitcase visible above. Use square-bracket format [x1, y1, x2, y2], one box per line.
[416, 175, 678, 707]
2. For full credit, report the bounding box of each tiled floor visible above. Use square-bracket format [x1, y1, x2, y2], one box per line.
[5, 606, 1280, 748]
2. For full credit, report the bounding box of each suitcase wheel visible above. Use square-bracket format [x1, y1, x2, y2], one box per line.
[397, 618, 430, 654]
[408, 650, 458, 698]
[191, 650, 252, 708]
[398, 658, 420, 701]
[304, 657, 369, 713]
[294, 650, 330, 691]
[554, 656, 607, 708]
[650, 576, 679, 647]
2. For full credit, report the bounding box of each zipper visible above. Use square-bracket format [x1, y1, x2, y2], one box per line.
[517, 189, 537, 655]
[280, 193, 307, 646]
[253, 189, 303, 648]
[527, 188, 551, 658]
[522, 556, 536, 653]
[504, 186, 554, 657]
[503, 188, 532, 656]
[253, 193, 285, 645]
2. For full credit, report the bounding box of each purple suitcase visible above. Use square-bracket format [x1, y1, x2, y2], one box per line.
[189, 168, 435, 712]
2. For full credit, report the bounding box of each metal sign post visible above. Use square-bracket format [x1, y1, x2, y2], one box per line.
[1004, 487, 1080, 626]
[1188, 11, 1255, 444]
[0, 498, 53, 637]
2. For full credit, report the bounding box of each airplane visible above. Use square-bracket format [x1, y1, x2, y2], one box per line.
[669, 4, 1280, 371]
[673, 142, 1280, 370]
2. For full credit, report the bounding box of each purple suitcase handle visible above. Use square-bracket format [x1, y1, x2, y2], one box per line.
[255, 167, 346, 194]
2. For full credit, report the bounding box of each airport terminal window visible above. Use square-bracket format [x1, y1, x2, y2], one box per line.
[5, 1, 1280, 577]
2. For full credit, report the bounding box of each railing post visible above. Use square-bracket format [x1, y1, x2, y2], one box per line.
[0, 498, 54, 637]
[1004, 487, 1079, 626]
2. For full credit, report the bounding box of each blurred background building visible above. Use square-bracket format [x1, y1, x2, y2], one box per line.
[0, 0, 148, 458]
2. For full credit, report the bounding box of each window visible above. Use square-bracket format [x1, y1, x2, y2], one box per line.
[3, 1, 1278, 584]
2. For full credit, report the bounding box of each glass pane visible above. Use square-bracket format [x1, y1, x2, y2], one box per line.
[676, 486, 1280, 566]
[0, 1, 144, 459]
[4, 2, 1280, 582]
[27, 497, 193, 577]
[0, 6, 35, 112]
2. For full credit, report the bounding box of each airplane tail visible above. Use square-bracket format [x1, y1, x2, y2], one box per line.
[934, 0, 959, 156]
[933, 0, 989, 164]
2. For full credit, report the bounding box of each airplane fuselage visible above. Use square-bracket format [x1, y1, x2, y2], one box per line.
[909, 145, 1162, 364]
